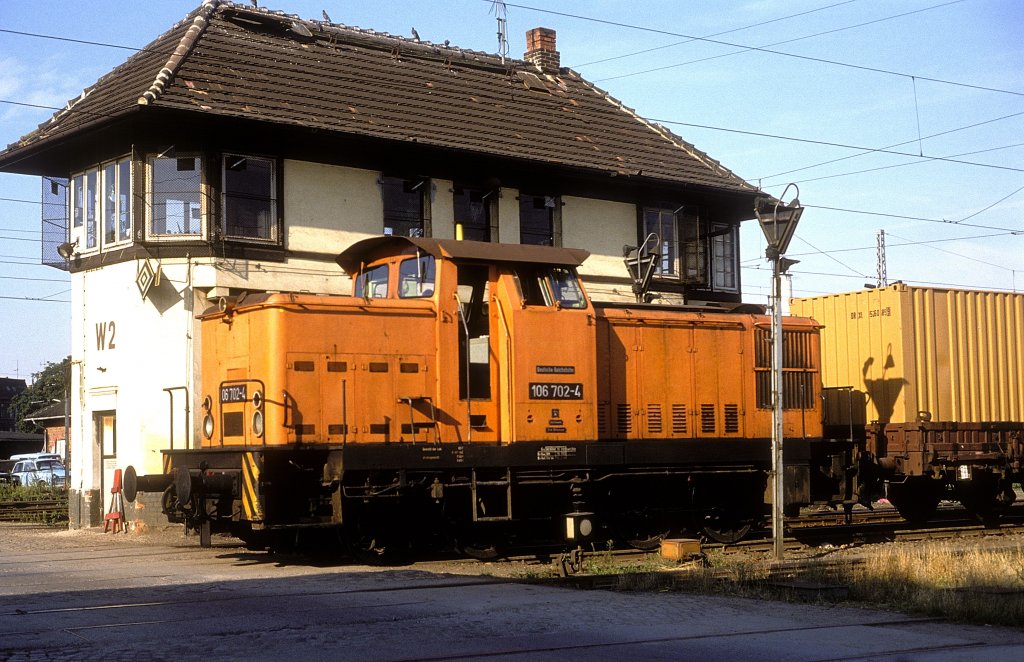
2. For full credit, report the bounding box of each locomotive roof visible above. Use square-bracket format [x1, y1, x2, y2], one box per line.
[336, 236, 590, 275]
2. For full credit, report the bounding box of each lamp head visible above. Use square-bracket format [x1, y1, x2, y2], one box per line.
[57, 239, 79, 260]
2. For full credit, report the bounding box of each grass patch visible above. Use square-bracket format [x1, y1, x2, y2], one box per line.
[621, 542, 1024, 628]
[824, 542, 1024, 626]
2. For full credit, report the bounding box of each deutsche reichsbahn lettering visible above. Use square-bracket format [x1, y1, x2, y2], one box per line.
[221, 384, 248, 403]
[528, 382, 583, 400]
[536, 365, 575, 374]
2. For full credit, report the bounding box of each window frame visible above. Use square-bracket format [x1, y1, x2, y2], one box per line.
[398, 254, 436, 298]
[453, 184, 498, 242]
[518, 193, 561, 247]
[221, 153, 278, 243]
[381, 175, 431, 238]
[147, 154, 205, 240]
[640, 204, 739, 294]
[70, 156, 133, 253]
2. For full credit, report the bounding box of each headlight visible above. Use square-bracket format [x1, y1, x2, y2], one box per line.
[203, 413, 215, 439]
[252, 410, 265, 437]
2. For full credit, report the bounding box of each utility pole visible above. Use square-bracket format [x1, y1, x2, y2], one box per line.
[876, 229, 888, 288]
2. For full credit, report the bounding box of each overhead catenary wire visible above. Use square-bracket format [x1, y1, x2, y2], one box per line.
[780, 142, 1024, 187]
[568, 0, 865, 68]
[497, 0, 1022, 98]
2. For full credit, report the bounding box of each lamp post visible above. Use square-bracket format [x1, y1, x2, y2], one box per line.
[755, 184, 803, 561]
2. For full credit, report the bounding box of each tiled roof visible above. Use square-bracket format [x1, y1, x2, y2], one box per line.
[2, 0, 756, 194]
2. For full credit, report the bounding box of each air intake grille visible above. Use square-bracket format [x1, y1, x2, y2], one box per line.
[647, 404, 663, 435]
[671, 404, 687, 435]
[700, 404, 715, 434]
[616, 403, 632, 435]
[724, 404, 739, 433]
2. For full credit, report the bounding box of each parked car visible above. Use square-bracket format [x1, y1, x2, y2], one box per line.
[10, 458, 67, 487]
[0, 459, 13, 484]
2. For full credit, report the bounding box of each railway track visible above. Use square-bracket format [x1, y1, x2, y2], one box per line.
[0, 498, 68, 523]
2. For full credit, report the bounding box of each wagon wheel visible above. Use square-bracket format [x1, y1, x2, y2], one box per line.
[887, 478, 941, 525]
[955, 474, 1011, 527]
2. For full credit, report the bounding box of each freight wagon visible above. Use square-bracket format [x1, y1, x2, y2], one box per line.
[793, 285, 1024, 522]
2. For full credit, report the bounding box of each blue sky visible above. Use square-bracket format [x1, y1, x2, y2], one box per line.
[1, 0, 1021, 380]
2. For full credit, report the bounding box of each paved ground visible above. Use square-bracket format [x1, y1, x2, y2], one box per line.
[1, 523, 1022, 661]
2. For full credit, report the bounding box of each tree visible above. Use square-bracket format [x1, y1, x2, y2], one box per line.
[13, 357, 70, 433]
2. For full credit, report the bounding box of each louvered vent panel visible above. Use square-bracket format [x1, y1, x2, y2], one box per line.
[700, 404, 716, 434]
[671, 404, 687, 435]
[647, 403, 663, 435]
[597, 402, 609, 437]
[724, 404, 740, 433]
[616, 403, 632, 435]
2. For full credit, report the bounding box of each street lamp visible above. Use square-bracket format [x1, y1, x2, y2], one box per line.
[754, 184, 803, 561]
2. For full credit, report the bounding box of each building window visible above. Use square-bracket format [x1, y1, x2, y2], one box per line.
[72, 175, 84, 232]
[643, 207, 678, 275]
[222, 155, 276, 241]
[519, 194, 560, 246]
[711, 224, 738, 292]
[453, 185, 495, 242]
[85, 170, 98, 249]
[641, 205, 738, 293]
[71, 157, 132, 251]
[381, 176, 429, 237]
[150, 156, 202, 237]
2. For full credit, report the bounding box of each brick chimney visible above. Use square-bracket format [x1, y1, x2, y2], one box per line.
[524, 27, 560, 73]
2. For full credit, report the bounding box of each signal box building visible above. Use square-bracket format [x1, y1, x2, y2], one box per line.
[0, 0, 765, 527]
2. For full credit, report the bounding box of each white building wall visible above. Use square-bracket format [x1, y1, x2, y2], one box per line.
[497, 188, 521, 245]
[562, 195, 636, 302]
[431, 179, 455, 240]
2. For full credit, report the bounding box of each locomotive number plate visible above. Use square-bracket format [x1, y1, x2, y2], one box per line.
[528, 382, 583, 400]
[220, 384, 248, 404]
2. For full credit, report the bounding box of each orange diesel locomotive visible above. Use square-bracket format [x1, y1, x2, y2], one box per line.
[125, 236, 859, 553]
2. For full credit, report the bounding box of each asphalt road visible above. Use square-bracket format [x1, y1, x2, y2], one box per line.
[1, 524, 1022, 661]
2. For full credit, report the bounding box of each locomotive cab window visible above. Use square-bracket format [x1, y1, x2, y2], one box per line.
[514, 266, 586, 309]
[398, 254, 436, 298]
[355, 263, 390, 298]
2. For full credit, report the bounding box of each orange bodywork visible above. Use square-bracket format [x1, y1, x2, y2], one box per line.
[198, 237, 822, 449]
[595, 307, 823, 441]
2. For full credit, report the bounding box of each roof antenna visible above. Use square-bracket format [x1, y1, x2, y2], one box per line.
[491, 1, 508, 64]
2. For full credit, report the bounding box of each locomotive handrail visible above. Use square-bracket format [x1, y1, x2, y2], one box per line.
[495, 292, 513, 443]
[163, 386, 189, 451]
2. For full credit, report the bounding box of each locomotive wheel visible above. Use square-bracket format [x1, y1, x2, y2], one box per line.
[456, 540, 501, 561]
[887, 477, 941, 525]
[347, 531, 411, 565]
[613, 516, 671, 551]
[701, 515, 752, 545]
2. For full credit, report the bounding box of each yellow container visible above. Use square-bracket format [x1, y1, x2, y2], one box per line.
[791, 284, 1024, 425]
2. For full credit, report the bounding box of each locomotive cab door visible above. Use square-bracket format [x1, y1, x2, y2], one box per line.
[453, 264, 499, 441]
